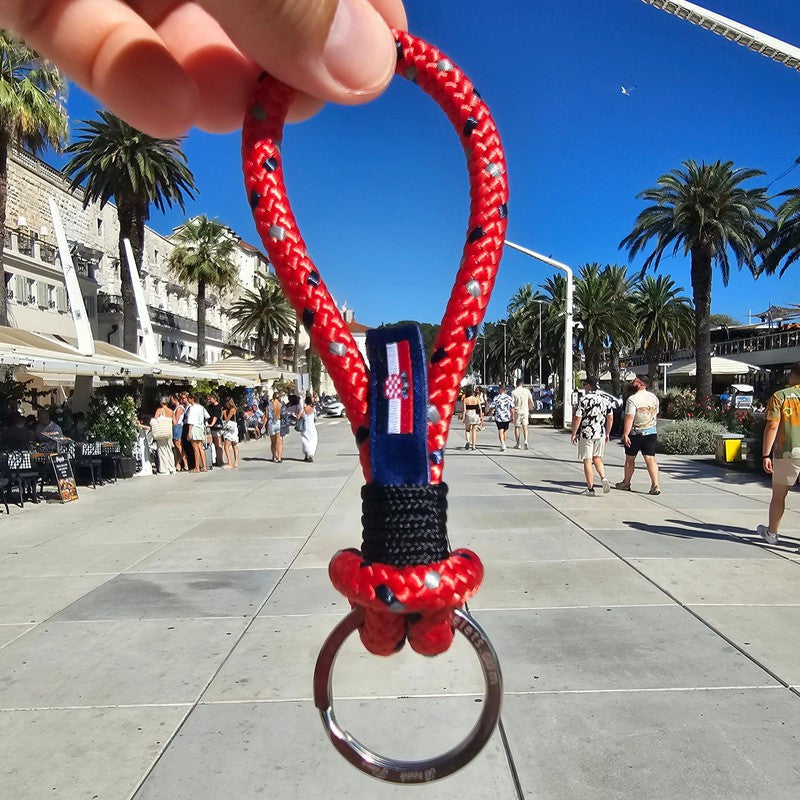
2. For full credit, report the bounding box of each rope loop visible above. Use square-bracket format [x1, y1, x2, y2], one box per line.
[329, 546, 483, 656]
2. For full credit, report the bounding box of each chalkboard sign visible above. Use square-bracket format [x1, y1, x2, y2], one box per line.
[50, 453, 78, 503]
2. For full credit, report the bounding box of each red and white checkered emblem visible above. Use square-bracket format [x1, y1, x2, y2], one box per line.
[383, 374, 403, 400]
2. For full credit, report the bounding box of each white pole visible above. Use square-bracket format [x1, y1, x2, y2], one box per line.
[123, 239, 159, 364]
[641, 0, 800, 72]
[48, 198, 95, 356]
[504, 240, 574, 428]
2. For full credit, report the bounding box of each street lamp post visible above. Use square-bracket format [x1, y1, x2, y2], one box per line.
[534, 299, 544, 386]
[504, 240, 575, 428]
[658, 362, 672, 394]
[499, 321, 507, 382]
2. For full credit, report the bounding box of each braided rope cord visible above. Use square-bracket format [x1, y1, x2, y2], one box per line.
[242, 29, 509, 486]
[243, 31, 508, 657]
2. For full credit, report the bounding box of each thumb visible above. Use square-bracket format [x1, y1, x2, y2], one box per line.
[198, 0, 400, 105]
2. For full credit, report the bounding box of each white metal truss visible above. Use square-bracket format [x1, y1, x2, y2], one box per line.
[642, 0, 800, 72]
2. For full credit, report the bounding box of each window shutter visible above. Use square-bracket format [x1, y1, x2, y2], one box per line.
[13, 274, 25, 302]
[56, 286, 68, 313]
[37, 281, 49, 308]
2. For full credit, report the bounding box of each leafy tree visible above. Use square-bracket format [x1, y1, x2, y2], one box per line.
[506, 284, 548, 384]
[169, 216, 239, 365]
[633, 275, 694, 382]
[761, 169, 800, 276]
[64, 111, 195, 352]
[621, 159, 772, 400]
[229, 274, 296, 364]
[0, 33, 67, 325]
[708, 313, 741, 328]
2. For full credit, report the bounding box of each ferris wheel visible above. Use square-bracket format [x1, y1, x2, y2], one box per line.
[642, 0, 800, 72]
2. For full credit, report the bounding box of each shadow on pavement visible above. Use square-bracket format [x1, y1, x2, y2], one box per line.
[624, 517, 800, 552]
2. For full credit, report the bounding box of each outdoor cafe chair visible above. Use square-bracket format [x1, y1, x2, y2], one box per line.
[100, 442, 123, 482]
[0, 451, 40, 506]
[73, 442, 104, 489]
[0, 472, 9, 514]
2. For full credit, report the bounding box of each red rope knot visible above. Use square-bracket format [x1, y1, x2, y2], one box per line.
[329, 547, 483, 657]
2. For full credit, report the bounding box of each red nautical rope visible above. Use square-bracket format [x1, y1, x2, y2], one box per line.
[243, 30, 508, 657]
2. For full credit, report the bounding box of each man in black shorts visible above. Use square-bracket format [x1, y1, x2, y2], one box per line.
[616, 377, 661, 495]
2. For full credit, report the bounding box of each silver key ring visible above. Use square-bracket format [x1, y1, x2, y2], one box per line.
[313, 606, 503, 783]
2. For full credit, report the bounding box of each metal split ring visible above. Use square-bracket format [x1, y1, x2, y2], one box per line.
[313, 607, 503, 783]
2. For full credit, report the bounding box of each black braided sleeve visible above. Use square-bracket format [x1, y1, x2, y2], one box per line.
[361, 483, 449, 567]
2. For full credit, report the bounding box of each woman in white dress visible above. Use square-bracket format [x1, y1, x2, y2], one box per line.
[298, 394, 318, 462]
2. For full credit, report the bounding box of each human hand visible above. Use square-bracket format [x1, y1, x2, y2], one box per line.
[622, 435, 631, 447]
[763, 456, 773, 475]
[1, 0, 407, 138]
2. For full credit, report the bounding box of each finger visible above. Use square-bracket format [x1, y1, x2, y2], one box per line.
[149, 1, 262, 132]
[1, 0, 199, 137]
[197, 0, 397, 105]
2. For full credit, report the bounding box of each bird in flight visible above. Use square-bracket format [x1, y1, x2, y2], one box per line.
[620, 85, 636, 96]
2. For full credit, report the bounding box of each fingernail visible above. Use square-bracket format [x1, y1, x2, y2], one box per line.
[323, 0, 394, 93]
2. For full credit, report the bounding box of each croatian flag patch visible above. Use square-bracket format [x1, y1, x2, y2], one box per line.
[367, 325, 429, 486]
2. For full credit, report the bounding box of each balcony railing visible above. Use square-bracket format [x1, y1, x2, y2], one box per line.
[714, 330, 800, 356]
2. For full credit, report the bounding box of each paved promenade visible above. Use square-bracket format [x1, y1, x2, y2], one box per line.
[1, 420, 799, 799]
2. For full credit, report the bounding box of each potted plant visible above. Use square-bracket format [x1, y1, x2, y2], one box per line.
[86, 394, 139, 477]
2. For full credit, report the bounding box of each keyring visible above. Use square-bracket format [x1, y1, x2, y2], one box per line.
[313, 606, 503, 783]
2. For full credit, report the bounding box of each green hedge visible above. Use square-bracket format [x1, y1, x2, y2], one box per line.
[658, 419, 727, 455]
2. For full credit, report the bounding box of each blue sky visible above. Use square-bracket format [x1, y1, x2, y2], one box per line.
[53, 0, 800, 328]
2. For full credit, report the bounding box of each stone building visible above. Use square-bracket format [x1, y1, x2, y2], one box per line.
[3, 149, 306, 369]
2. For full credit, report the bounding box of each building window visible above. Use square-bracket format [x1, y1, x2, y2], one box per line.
[83, 295, 96, 318]
[153, 249, 159, 265]
[47, 284, 56, 309]
[26, 278, 35, 305]
[97, 218, 103, 234]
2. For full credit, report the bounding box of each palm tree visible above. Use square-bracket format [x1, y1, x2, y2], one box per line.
[761, 167, 800, 276]
[229, 276, 296, 364]
[507, 283, 548, 383]
[0, 33, 67, 325]
[632, 275, 694, 383]
[168, 216, 238, 365]
[621, 159, 772, 401]
[574, 264, 636, 380]
[539, 273, 568, 390]
[601, 265, 636, 396]
[64, 111, 195, 352]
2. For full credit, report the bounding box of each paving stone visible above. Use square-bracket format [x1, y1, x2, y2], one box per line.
[0, 618, 247, 707]
[501, 688, 800, 800]
[133, 698, 516, 799]
[0, 705, 189, 800]
[52, 570, 283, 621]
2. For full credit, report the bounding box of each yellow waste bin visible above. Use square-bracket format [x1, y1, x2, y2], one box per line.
[715, 433, 745, 464]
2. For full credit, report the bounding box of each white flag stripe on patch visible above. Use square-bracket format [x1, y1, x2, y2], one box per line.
[386, 342, 401, 434]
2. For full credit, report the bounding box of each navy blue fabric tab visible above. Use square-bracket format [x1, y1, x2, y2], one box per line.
[367, 324, 430, 486]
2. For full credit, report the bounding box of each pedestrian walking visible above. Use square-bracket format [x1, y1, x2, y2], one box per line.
[491, 383, 514, 451]
[170, 394, 188, 472]
[758, 362, 800, 545]
[461, 386, 483, 450]
[571, 376, 613, 496]
[184, 393, 207, 473]
[616, 377, 660, 494]
[511, 378, 533, 450]
[266, 391, 285, 463]
[221, 397, 240, 469]
[207, 392, 224, 467]
[151, 396, 176, 475]
[297, 394, 318, 462]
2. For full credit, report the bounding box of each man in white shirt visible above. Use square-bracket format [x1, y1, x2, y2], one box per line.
[184, 394, 207, 472]
[511, 379, 534, 450]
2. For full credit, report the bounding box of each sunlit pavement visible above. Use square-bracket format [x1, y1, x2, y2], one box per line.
[1, 420, 799, 799]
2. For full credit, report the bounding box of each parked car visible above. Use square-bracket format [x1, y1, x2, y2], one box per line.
[318, 396, 346, 417]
